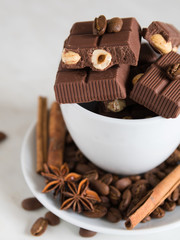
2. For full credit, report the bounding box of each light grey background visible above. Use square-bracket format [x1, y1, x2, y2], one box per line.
[0, 0, 180, 239]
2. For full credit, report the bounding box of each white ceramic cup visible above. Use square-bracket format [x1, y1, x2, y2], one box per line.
[61, 103, 180, 175]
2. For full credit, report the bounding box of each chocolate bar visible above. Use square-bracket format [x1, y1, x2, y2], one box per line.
[54, 65, 130, 104]
[130, 51, 180, 118]
[142, 21, 180, 54]
[138, 43, 159, 64]
[61, 18, 141, 71]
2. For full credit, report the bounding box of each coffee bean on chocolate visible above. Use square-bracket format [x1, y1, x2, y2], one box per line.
[106, 207, 122, 223]
[107, 17, 123, 33]
[93, 15, 107, 36]
[166, 63, 180, 80]
[83, 205, 107, 218]
[31, 217, 48, 236]
[150, 207, 165, 218]
[0, 131, 7, 142]
[79, 228, 97, 237]
[21, 197, 43, 211]
[45, 211, 60, 226]
[162, 200, 176, 211]
[90, 179, 109, 196]
[115, 177, 132, 191]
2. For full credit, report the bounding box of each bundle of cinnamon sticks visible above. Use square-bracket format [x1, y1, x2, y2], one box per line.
[36, 96, 66, 173]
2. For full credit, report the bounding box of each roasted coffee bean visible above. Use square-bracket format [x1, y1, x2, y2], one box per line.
[156, 170, 166, 180]
[150, 207, 165, 218]
[100, 173, 113, 185]
[157, 162, 167, 171]
[90, 179, 109, 196]
[93, 15, 107, 36]
[83, 170, 99, 181]
[164, 166, 175, 175]
[75, 163, 94, 174]
[100, 196, 111, 208]
[144, 172, 160, 187]
[30, 217, 48, 236]
[79, 228, 97, 237]
[109, 185, 121, 205]
[115, 177, 132, 191]
[0, 131, 7, 142]
[166, 63, 180, 80]
[141, 215, 151, 223]
[21, 197, 43, 211]
[165, 150, 180, 165]
[45, 211, 60, 226]
[107, 17, 123, 33]
[106, 207, 122, 223]
[131, 180, 148, 198]
[162, 200, 176, 211]
[167, 187, 179, 202]
[65, 133, 73, 144]
[129, 175, 141, 182]
[83, 205, 107, 218]
[126, 197, 140, 217]
[119, 189, 132, 212]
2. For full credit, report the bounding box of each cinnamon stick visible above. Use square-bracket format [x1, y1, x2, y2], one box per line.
[125, 165, 180, 230]
[47, 102, 66, 168]
[36, 96, 48, 173]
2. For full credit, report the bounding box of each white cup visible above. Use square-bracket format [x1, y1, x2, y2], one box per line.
[61, 103, 180, 175]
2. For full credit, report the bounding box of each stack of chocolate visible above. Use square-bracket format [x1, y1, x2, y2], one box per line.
[54, 16, 180, 118]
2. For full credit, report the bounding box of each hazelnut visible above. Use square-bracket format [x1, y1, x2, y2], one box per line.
[91, 49, 112, 70]
[172, 46, 178, 52]
[61, 49, 81, 65]
[132, 73, 144, 85]
[105, 99, 126, 112]
[150, 34, 172, 54]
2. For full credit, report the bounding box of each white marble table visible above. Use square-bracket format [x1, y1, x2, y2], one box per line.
[0, 0, 179, 239]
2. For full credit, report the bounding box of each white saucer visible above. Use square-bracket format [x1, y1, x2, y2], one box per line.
[21, 122, 180, 235]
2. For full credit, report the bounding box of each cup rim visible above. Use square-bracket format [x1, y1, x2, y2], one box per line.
[60, 103, 171, 125]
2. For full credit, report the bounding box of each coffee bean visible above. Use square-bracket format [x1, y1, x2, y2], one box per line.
[90, 179, 109, 195]
[141, 215, 151, 223]
[30, 217, 48, 236]
[119, 189, 132, 212]
[162, 201, 176, 211]
[166, 63, 180, 80]
[129, 175, 141, 182]
[83, 170, 99, 181]
[0, 132, 7, 142]
[167, 187, 179, 202]
[93, 15, 107, 36]
[75, 163, 94, 174]
[156, 170, 166, 180]
[177, 145, 180, 151]
[79, 228, 97, 237]
[131, 180, 148, 198]
[45, 211, 60, 226]
[100, 196, 111, 208]
[151, 207, 165, 218]
[83, 205, 107, 218]
[165, 150, 180, 165]
[106, 207, 122, 223]
[21, 197, 43, 211]
[144, 172, 160, 187]
[100, 173, 113, 185]
[107, 17, 123, 33]
[109, 185, 121, 206]
[115, 177, 132, 191]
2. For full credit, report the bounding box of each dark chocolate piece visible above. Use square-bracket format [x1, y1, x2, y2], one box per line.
[139, 43, 160, 64]
[130, 51, 180, 118]
[54, 65, 130, 104]
[61, 18, 141, 71]
[142, 21, 180, 54]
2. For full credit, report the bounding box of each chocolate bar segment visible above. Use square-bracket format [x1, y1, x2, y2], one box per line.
[61, 18, 141, 71]
[142, 21, 180, 54]
[54, 65, 130, 104]
[130, 51, 180, 118]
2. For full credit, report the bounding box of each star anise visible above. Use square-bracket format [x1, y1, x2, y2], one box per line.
[41, 163, 81, 198]
[61, 178, 101, 213]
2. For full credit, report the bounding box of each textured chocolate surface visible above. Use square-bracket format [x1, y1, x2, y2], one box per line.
[142, 21, 180, 50]
[61, 18, 141, 70]
[54, 65, 130, 104]
[139, 43, 159, 64]
[130, 51, 180, 118]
